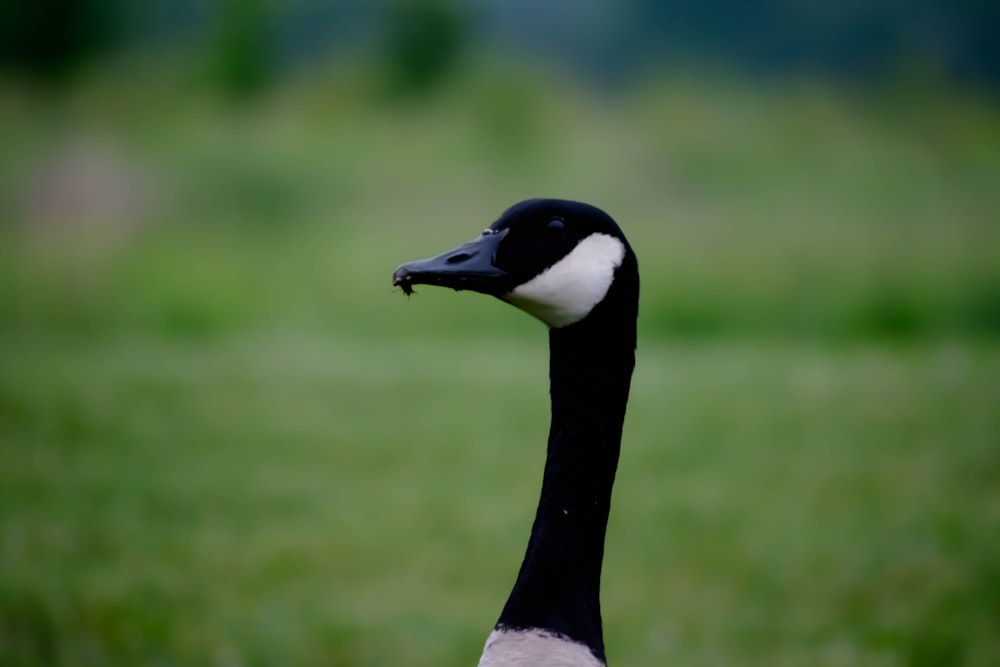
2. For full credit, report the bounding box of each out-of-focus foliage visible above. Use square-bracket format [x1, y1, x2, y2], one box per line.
[3, 1, 999, 90]
[0, 0, 119, 82]
[381, 0, 467, 99]
[207, 0, 274, 99]
[1, 72, 997, 341]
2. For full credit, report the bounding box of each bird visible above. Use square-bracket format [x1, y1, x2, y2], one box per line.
[392, 198, 639, 667]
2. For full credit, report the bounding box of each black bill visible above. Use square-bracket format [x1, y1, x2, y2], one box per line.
[392, 229, 509, 296]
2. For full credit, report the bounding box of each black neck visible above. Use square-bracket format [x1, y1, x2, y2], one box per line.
[494, 310, 636, 662]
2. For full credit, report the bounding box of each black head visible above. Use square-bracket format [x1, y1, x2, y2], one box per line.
[392, 199, 638, 328]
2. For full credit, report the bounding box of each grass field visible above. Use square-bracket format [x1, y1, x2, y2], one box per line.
[1, 72, 999, 666]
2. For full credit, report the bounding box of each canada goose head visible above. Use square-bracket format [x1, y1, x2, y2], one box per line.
[392, 199, 638, 329]
[393, 199, 638, 666]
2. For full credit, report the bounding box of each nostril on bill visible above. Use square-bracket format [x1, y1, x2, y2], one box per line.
[446, 252, 473, 264]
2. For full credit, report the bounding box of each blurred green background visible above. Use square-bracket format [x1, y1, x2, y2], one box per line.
[2, 2, 999, 666]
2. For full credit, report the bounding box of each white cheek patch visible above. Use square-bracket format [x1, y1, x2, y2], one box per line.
[478, 628, 604, 667]
[504, 233, 626, 328]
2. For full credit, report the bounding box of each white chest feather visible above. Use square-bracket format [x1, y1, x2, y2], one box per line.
[477, 628, 605, 667]
[504, 233, 625, 328]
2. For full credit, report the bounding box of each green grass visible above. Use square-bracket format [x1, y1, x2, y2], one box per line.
[1, 333, 998, 666]
[1, 70, 1000, 665]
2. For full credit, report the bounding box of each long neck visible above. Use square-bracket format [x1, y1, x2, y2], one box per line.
[494, 315, 636, 662]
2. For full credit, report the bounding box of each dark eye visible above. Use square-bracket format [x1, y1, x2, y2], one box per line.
[546, 218, 565, 234]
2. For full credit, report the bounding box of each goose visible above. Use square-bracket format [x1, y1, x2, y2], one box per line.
[392, 198, 639, 667]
